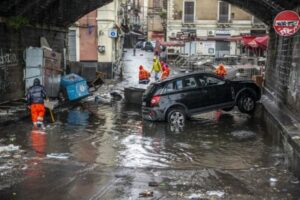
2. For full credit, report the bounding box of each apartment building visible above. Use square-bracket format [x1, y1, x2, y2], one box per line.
[67, 0, 128, 78]
[147, 0, 168, 41]
[167, 0, 267, 57]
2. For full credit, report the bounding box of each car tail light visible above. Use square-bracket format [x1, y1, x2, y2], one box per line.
[150, 95, 160, 107]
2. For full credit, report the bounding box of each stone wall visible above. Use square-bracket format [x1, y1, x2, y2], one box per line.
[0, 23, 67, 103]
[265, 29, 300, 117]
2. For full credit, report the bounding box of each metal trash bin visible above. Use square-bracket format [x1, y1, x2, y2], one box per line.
[60, 74, 89, 101]
[124, 87, 145, 105]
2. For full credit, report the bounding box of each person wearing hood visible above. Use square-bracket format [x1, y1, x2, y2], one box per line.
[151, 57, 162, 81]
[215, 63, 227, 78]
[139, 65, 151, 84]
[26, 78, 47, 129]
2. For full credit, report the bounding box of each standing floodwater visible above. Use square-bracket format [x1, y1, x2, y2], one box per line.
[0, 49, 299, 199]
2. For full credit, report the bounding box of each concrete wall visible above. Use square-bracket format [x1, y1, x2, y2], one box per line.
[265, 29, 300, 116]
[0, 23, 67, 103]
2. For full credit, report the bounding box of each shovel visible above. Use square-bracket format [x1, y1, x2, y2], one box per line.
[44, 99, 56, 123]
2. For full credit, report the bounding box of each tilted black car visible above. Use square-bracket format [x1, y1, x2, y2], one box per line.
[142, 72, 261, 125]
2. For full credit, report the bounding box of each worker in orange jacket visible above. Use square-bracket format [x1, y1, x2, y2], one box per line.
[139, 65, 151, 84]
[160, 64, 170, 80]
[215, 63, 227, 78]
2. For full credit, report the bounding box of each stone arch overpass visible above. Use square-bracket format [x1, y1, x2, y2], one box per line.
[0, 0, 300, 116]
[0, 0, 298, 27]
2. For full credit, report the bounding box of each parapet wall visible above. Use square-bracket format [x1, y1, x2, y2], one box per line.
[265, 29, 300, 117]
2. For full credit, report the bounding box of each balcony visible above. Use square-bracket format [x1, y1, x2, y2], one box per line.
[218, 15, 231, 23]
[183, 14, 194, 24]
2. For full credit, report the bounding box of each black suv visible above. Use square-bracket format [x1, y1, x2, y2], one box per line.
[142, 72, 261, 125]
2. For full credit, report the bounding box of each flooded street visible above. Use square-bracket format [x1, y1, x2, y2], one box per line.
[0, 49, 300, 199]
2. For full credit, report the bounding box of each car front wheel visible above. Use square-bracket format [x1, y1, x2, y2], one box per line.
[238, 93, 256, 114]
[167, 108, 186, 126]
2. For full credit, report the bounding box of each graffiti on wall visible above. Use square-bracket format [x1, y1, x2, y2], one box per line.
[0, 49, 21, 98]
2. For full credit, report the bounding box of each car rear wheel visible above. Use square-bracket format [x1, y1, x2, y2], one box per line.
[238, 93, 256, 114]
[167, 108, 186, 126]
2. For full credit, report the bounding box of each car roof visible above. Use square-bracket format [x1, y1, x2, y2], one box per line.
[156, 72, 219, 84]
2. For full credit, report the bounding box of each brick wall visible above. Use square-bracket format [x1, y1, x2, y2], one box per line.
[265, 29, 300, 116]
[0, 23, 67, 103]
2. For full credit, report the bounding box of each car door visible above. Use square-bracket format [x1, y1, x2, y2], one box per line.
[202, 74, 234, 105]
[178, 76, 213, 111]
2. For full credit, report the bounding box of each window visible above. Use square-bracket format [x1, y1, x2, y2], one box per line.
[203, 75, 225, 86]
[184, 1, 194, 23]
[183, 77, 197, 88]
[197, 76, 207, 87]
[165, 82, 175, 93]
[218, 1, 229, 23]
[175, 80, 183, 90]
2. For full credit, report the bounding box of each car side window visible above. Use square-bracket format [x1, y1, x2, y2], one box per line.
[175, 80, 183, 90]
[203, 76, 225, 86]
[164, 82, 175, 93]
[183, 77, 197, 89]
[197, 76, 207, 87]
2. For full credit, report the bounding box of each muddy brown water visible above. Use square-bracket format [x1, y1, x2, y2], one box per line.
[0, 101, 299, 199]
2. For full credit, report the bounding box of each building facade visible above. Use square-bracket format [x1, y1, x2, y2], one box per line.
[147, 0, 168, 41]
[68, 0, 126, 78]
[167, 0, 267, 57]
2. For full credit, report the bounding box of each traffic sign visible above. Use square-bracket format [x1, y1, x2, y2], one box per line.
[108, 29, 118, 38]
[273, 10, 300, 37]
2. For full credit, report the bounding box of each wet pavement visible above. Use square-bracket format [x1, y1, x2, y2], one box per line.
[0, 49, 300, 199]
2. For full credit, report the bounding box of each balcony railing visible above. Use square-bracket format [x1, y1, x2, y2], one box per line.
[218, 15, 230, 23]
[184, 14, 194, 23]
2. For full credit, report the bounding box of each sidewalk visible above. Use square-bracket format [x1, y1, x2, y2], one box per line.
[261, 93, 300, 178]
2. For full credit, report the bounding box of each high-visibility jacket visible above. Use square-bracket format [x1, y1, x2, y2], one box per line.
[152, 60, 161, 72]
[215, 65, 227, 77]
[139, 69, 150, 80]
[161, 68, 170, 80]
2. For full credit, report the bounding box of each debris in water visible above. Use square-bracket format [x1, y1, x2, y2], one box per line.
[139, 190, 153, 197]
[148, 182, 159, 187]
[0, 144, 20, 153]
[206, 190, 225, 197]
[46, 153, 70, 160]
[110, 91, 123, 100]
[270, 177, 278, 186]
[290, 177, 299, 184]
[292, 136, 300, 140]
[188, 193, 206, 200]
[231, 130, 256, 141]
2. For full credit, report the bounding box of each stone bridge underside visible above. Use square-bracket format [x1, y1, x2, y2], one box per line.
[0, 0, 299, 27]
[0, 0, 112, 27]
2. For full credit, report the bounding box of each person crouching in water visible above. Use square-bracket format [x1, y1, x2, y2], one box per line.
[215, 63, 227, 78]
[161, 63, 170, 80]
[26, 78, 47, 129]
[151, 57, 162, 81]
[139, 65, 151, 84]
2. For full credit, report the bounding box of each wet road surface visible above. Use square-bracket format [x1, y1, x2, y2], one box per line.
[0, 49, 299, 199]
